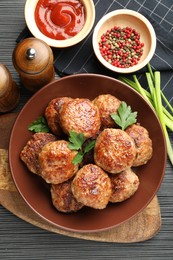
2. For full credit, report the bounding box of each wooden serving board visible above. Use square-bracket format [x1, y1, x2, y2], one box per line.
[0, 113, 161, 243]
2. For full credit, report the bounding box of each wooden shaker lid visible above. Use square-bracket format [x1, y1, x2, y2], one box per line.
[0, 64, 20, 113]
[12, 37, 53, 75]
[0, 64, 11, 97]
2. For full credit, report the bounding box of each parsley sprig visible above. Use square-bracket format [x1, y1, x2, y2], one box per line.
[68, 131, 96, 165]
[28, 116, 50, 133]
[111, 101, 137, 130]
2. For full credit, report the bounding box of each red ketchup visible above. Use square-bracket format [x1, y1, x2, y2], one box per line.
[35, 0, 86, 40]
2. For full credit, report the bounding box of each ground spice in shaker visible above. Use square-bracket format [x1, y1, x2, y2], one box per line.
[12, 37, 55, 92]
[0, 64, 20, 113]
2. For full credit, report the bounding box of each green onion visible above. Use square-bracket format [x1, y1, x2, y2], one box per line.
[119, 64, 173, 166]
[154, 72, 173, 165]
[133, 75, 149, 102]
[147, 63, 154, 81]
[161, 92, 173, 114]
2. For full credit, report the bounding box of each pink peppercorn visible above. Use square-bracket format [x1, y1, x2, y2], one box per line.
[98, 26, 144, 68]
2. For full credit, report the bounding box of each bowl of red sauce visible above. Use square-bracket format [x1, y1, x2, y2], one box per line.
[92, 9, 156, 73]
[25, 0, 95, 48]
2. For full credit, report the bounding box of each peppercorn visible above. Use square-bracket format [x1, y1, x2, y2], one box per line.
[99, 26, 144, 68]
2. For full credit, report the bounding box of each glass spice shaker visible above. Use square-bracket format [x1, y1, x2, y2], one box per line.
[0, 64, 20, 113]
[12, 37, 55, 93]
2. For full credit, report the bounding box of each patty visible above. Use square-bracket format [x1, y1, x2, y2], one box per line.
[125, 124, 153, 166]
[38, 140, 79, 184]
[59, 98, 101, 138]
[93, 94, 121, 129]
[94, 128, 136, 174]
[50, 179, 84, 213]
[71, 164, 112, 209]
[109, 168, 140, 203]
[45, 97, 72, 136]
[20, 132, 57, 175]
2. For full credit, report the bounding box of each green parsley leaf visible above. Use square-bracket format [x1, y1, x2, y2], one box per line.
[68, 131, 96, 165]
[28, 116, 50, 133]
[111, 101, 137, 130]
[68, 131, 86, 150]
[72, 151, 84, 165]
[84, 140, 96, 153]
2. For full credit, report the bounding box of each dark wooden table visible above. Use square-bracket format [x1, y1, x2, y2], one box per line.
[0, 1, 173, 259]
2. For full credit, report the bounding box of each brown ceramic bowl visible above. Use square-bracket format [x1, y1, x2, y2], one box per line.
[9, 74, 166, 232]
[25, 0, 95, 48]
[92, 9, 156, 73]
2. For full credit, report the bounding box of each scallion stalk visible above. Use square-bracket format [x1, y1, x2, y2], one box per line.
[161, 92, 173, 114]
[133, 75, 149, 102]
[146, 72, 158, 111]
[118, 64, 173, 166]
[154, 71, 173, 165]
[147, 63, 154, 80]
[147, 64, 173, 113]
[119, 75, 173, 130]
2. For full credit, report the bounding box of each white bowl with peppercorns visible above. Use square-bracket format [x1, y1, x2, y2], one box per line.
[92, 9, 156, 73]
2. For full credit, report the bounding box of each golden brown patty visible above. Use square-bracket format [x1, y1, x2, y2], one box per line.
[94, 128, 136, 174]
[50, 180, 84, 213]
[38, 140, 79, 184]
[109, 168, 140, 203]
[20, 132, 57, 175]
[71, 164, 112, 209]
[125, 124, 153, 166]
[93, 94, 121, 129]
[45, 97, 72, 136]
[59, 98, 101, 138]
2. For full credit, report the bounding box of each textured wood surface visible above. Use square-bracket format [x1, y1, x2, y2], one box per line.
[0, 113, 161, 243]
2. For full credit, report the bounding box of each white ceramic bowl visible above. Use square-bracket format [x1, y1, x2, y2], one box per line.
[25, 0, 95, 48]
[92, 9, 156, 73]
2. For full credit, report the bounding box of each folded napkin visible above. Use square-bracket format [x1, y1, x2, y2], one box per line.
[17, 0, 173, 77]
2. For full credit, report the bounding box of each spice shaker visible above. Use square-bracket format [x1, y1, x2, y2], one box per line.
[12, 37, 55, 92]
[0, 64, 20, 113]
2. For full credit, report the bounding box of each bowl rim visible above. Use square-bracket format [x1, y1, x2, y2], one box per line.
[25, 0, 96, 48]
[9, 73, 167, 233]
[92, 9, 157, 73]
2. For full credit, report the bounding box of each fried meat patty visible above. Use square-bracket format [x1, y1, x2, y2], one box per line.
[109, 168, 139, 203]
[93, 94, 121, 129]
[45, 97, 72, 136]
[38, 140, 79, 184]
[125, 124, 153, 166]
[51, 180, 84, 213]
[94, 128, 136, 174]
[20, 132, 57, 175]
[59, 98, 101, 138]
[71, 164, 112, 209]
